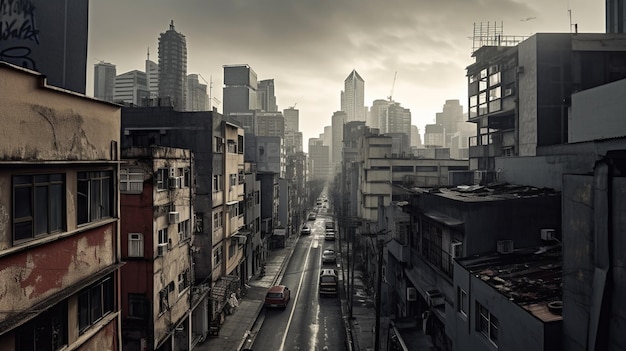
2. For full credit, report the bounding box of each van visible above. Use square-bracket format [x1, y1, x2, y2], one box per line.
[319, 269, 339, 296]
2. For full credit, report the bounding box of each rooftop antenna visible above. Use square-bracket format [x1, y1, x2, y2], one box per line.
[388, 71, 397, 102]
[147, 47, 150, 61]
[568, 9, 578, 33]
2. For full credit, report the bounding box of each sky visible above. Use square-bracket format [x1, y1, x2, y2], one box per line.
[87, 0, 605, 152]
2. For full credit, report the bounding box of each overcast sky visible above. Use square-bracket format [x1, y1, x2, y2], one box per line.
[87, 0, 604, 150]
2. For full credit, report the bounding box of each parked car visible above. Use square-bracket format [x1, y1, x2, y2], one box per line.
[324, 229, 336, 241]
[301, 225, 311, 235]
[308, 212, 317, 221]
[322, 249, 337, 264]
[264, 285, 291, 309]
[319, 269, 339, 296]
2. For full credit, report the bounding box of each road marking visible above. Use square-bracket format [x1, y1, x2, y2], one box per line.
[279, 234, 315, 351]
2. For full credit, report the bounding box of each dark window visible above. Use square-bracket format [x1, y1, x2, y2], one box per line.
[78, 276, 114, 334]
[15, 300, 67, 351]
[392, 165, 414, 172]
[128, 294, 147, 319]
[416, 166, 438, 172]
[159, 286, 169, 314]
[477, 302, 498, 346]
[13, 174, 65, 243]
[77, 171, 113, 225]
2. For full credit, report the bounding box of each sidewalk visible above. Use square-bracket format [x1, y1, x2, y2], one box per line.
[194, 235, 298, 351]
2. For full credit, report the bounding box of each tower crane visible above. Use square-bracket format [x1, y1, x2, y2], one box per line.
[388, 71, 397, 102]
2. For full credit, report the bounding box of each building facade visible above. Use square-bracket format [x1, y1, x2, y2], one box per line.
[94, 61, 116, 102]
[0, 62, 122, 350]
[114, 70, 150, 106]
[342, 69, 366, 122]
[158, 21, 187, 111]
[223, 64, 258, 117]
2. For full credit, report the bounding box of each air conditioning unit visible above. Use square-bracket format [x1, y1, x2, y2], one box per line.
[504, 88, 514, 96]
[169, 211, 180, 224]
[407, 287, 417, 301]
[450, 242, 463, 259]
[541, 229, 555, 241]
[426, 289, 444, 307]
[168, 177, 181, 189]
[497, 240, 514, 254]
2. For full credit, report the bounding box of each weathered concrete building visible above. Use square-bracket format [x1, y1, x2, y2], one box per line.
[0, 62, 122, 350]
[119, 147, 196, 350]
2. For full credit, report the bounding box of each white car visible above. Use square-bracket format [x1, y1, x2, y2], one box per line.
[322, 249, 337, 264]
[301, 225, 311, 235]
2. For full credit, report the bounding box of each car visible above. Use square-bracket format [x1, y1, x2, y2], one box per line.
[324, 229, 336, 241]
[308, 213, 317, 221]
[301, 225, 311, 235]
[319, 269, 339, 296]
[322, 249, 337, 264]
[264, 285, 290, 309]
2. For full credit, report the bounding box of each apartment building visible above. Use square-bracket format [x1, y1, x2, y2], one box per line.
[0, 62, 122, 350]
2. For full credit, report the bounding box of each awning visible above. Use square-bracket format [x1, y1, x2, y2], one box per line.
[226, 200, 239, 206]
[210, 275, 241, 301]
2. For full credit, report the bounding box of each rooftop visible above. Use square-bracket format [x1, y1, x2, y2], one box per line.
[408, 182, 560, 203]
[457, 244, 562, 322]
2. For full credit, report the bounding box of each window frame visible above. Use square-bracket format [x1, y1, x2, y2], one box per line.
[128, 232, 144, 258]
[12, 173, 65, 243]
[120, 167, 144, 193]
[77, 170, 113, 225]
[476, 302, 498, 346]
[157, 228, 168, 257]
[78, 276, 114, 334]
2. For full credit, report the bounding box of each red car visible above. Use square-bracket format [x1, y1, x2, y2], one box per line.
[264, 285, 291, 309]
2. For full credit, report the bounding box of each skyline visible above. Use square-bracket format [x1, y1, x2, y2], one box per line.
[87, 0, 605, 151]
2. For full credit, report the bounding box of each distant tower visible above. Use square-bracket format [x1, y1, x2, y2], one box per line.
[145, 48, 159, 100]
[94, 61, 116, 102]
[342, 70, 365, 122]
[158, 20, 187, 110]
[607, 0, 626, 33]
[223, 64, 257, 117]
[283, 107, 299, 132]
[186, 74, 208, 111]
[257, 79, 278, 112]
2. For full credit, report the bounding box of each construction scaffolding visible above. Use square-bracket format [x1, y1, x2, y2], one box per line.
[471, 22, 528, 54]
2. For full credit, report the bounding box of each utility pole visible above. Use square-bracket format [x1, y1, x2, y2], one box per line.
[374, 238, 384, 351]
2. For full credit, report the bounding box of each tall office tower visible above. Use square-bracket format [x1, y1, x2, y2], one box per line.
[435, 99, 465, 147]
[256, 112, 285, 137]
[186, 74, 208, 111]
[411, 125, 422, 148]
[257, 79, 278, 112]
[308, 138, 331, 181]
[145, 51, 159, 99]
[94, 61, 116, 102]
[342, 70, 365, 122]
[331, 111, 346, 168]
[283, 107, 299, 132]
[607, 0, 626, 33]
[370, 99, 390, 132]
[387, 102, 411, 134]
[223, 64, 258, 117]
[424, 124, 445, 148]
[158, 20, 187, 111]
[284, 130, 303, 155]
[114, 70, 150, 106]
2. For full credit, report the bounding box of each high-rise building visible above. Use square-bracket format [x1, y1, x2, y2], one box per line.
[145, 52, 159, 99]
[342, 70, 365, 122]
[158, 20, 187, 111]
[369, 99, 389, 131]
[186, 74, 208, 111]
[283, 107, 299, 132]
[308, 138, 330, 181]
[94, 61, 116, 102]
[256, 111, 285, 137]
[223, 64, 258, 117]
[331, 111, 347, 169]
[411, 125, 422, 148]
[114, 70, 150, 106]
[257, 79, 278, 112]
[607, 0, 626, 33]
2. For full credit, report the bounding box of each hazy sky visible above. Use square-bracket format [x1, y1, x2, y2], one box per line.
[87, 0, 604, 150]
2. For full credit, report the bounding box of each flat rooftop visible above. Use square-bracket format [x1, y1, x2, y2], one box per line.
[409, 182, 560, 202]
[458, 244, 562, 322]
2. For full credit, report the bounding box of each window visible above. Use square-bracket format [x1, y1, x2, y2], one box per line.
[77, 171, 113, 225]
[458, 288, 468, 317]
[157, 228, 168, 256]
[229, 204, 238, 219]
[227, 139, 237, 153]
[229, 238, 237, 258]
[230, 174, 237, 187]
[416, 166, 438, 172]
[13, 173, 65, 243]
[214, 211, 223, 228]
[392, 165, 414, 172]
[120, 168, 143, 193]
[183, 167, 191, 188]
[214, 136, 224, 153]
[178, 269, 190, 294]
[78, 276, 114, 334]
[237, 135, 244, 154]
[16, 300, 67, 350]
[214, 246, 223, 266]
[128, 233, 144, 257]
[213, 174, 223, 192]
[477, 302, 498, 346]
[179, 219, 191, 242]
[158, 286, 169, 314]
[155, 168, 168, 190]
[128, 294, 146, 319]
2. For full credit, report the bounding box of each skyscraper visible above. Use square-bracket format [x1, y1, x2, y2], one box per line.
[283, 107, 299, 132]
[257, 79, 278, 112]
[186, 74, 208, 111]
[113, 70, 150, 106]
[94, 61, 116, 102]
[223, 64, 257, 117]
[342, 70, 365, 122]
[158, 20, 187, 111]
[145, 50, 159, 100]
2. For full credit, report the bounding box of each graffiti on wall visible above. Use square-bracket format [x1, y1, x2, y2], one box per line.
[0, 0, 39, 69]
